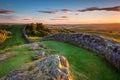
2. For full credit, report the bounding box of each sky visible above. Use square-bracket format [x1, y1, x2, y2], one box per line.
[0, 0, 120, 24]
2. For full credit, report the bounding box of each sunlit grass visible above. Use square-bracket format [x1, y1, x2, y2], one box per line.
[43, 41, 120, 80]
[29, 36, 41, 42]
[0, 45, 36, 77]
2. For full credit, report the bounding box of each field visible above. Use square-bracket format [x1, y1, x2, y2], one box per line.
[43, 41, 120, 80]
[0, 24, 120, 80]
[49, 24, 120, 43]
[0, 44, 36, 77]
[69, 24, 120, 43]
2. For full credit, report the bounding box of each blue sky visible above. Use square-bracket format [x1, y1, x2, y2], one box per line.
[0, 0, 120, 24]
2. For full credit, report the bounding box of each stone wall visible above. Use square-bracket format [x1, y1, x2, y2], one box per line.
[41, 33, 120, 69]
[22, 26, 33, 43]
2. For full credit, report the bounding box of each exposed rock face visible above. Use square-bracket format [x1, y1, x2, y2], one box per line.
[42, 33, 120, 69]
[33, 55, 71, 80]
[1, 55, 71, 80]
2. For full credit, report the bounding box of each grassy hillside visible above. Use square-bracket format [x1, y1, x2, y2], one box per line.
[43, 41, 120, 80]
[0, 24, 120, 80]
[0, 44, 37, 77]
[0, 25, 31, 77]
[0, 25, 27, 49]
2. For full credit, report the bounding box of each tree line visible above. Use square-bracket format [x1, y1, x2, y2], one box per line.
[26, 23, 74, 37]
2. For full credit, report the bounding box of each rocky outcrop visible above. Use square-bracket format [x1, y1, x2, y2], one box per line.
[42, 33, 120, 69]
[1, 55, 71, 80]
[33, 55, 71, 80]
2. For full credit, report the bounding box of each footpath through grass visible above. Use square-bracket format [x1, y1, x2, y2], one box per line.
[0, 25, 27, 49]
[43, 41, 120, 80]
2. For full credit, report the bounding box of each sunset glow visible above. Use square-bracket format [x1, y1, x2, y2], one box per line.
[0, 0, 120, 24]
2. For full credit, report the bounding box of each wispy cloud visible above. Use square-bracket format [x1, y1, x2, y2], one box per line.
[22, 18, 31, 20]
[61, 6, 120, 13]
[0, 8, 15, 14]
[75, 13, 79, 15]
[38, 6, 120, 15]
[61, 9, 72, 13]
[77, 6, 120, 12]
[60, 16, 69, 18]
[0, 15, 17, 20]
[50, 19, 68, 20]
[38, 10, 59, 14]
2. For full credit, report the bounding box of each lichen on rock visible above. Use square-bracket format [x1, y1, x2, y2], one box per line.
[33, 55, 72, 80]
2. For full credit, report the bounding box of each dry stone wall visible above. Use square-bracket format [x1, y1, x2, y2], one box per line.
[42, 33, 120, 69]
[22, 26, 33, 43]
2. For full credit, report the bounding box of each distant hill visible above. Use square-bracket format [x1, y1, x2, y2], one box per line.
[48, 23, 120, 31]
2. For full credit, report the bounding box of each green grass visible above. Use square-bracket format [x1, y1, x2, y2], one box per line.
[29, 36, 41, 42]
[0, 24, 120, 79]
[0, 25, 31, 77]
[0, 45, 36, 77]
[43, 41, 120, 80]
[0, 25, 27, 49]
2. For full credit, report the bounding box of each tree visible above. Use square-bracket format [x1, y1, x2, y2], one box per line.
[26, 23, 74, 37]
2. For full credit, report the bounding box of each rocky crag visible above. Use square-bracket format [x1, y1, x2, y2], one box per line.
[42, 33, 120, 69]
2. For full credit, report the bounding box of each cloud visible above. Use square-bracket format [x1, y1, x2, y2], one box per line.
[0, 8, 15, 14]
[50, 19, 68, 20]
[61, 9, 72, 13]
[77, 6, 120, 12]
[22, 18, 31, 20]
[75, 13, 79, 15]
[38, 10, 59, 14]
[60, 16, 69, 18]
[61, 6, 120, 13]
[38, 6, 120, 16]
[0, 15, 17, 20]
[51, 16, 69, 20]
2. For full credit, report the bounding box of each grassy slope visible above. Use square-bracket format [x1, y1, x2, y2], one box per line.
[43, 41, 120, 80]
[0, 25, 33, 77]
[0, 25, 27, 49]
[0, 44, 36, 77]
[0, 24, 120, 79]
